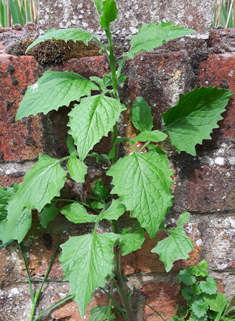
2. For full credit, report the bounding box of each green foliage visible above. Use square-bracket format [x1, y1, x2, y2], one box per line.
[151, 211, 194, 272]
[25, 28, 94, 53]
[16, 71, 98, 120]
[40, 203, 59, 228]
[68, 95, 126, 160]
[90, 305, 115, 321]
[67, 157, 87, 183]
[130, 97, 154, 132]
[126, 21, 195, 59]
[2, 1, 233, 320]
[161, 86, 233, 156]
[59, 233, 117, 318]
[174, 260, 235, 321]
[99, 0, 119, 28]
[107, 151, 173, 238]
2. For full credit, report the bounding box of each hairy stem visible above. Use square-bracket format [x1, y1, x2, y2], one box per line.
[105, 25, 134, 321]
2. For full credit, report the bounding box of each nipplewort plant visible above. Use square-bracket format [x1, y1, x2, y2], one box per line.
[0, 0, 233, 320]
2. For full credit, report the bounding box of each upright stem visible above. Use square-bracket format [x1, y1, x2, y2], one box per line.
[105, 25, 134, 321]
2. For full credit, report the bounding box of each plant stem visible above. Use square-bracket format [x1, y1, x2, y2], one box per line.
[20, 242, 35, 304]
[106, 24, 134, 321]
[107, 280, 114, 321]
[114, 244, 134, 321]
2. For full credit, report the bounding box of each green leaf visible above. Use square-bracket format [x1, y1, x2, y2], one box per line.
[67, 135, 78, 156]
[40, 203, 59, 228]
[151, 211, 194, 272]
[59, 233, 117, 318]
[92, 0, 105, 15]
[190, 312, 208, 321]
[107, 151, 173, 238]
[99, 0, 119, 28]
[91, 201, 105, 209]
[126, 21, 195, 59]
[1, 208, 32, 243]
[131, 130, 167, 143]
[93, 179, 109, 201]
[192, 284, 202, 295]
[198, 260, 209, 270]
[90, 76, 107, 92]
[200, 277, 218, 295]
[148, 145, 166, 154]
[130, 97, 153, 132]
[203, 292, 228, 312]
[61, 203, 98, 223]
[90, 305, 115, 321]
[192, 299, 209, 318]
[178, 268, 196, 286]
[68, 95, 126, 160]
[16, 71, 98, 120]
[5, 154, 66, 242]
[0, 183, 18, 221]
[117, 74, 126, 86]
[67, 157, 87, 183]
[26, 28, 94, 53]
[7, 154, 67, 213]
[100, 199, 126, 220]
[182, 287, 194, 300]
[120, 229, 145, 256]
[196, 269, 208, 278]
[161, 87, 233, 156]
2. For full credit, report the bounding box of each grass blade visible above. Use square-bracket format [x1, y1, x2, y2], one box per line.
[32, 295, 73, 321]
[100, 287, 129, 321]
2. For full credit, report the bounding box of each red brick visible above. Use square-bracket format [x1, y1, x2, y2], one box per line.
[51, 289, 125, 321]
[0, 53, 43, 162]
[0, 176, 23, 187]
[200, 53, 235, 143]
[185, 165, 235, 212]
[121, 229, 203, 275]
[142, 282, 181, 321]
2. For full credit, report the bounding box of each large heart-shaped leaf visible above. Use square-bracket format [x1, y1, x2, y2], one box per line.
[59, 233, 117, 318]
[16, 71, 98, 120]
[161, 87, 233, 156]
[68, 95, 126, 160]
[107, 151, 173, 238]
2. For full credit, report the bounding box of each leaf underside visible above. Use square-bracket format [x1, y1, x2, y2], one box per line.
[151, 211, 194, 272]
[161, 86, 233, 156]
[16, 71, 98, 120]
[59, 233, 117, 318]
[107, 151, 173, 238]
[126, 21, 195, 59]
[26, 28, 94, 53]
[68, 95, 126, 160]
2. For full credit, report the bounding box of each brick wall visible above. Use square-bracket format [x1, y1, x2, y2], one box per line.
[1, 1, 235, 320]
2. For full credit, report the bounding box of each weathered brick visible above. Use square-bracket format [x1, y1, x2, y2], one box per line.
[38, 0, 214, 36]
[142, 282, 180, 321]
[200, 53, 235, 145]
[0, 53, 43, 162]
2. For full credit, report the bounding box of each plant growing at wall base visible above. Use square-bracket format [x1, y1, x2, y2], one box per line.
[0, 0, 233, 320]
[171, 260, 235, 321]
